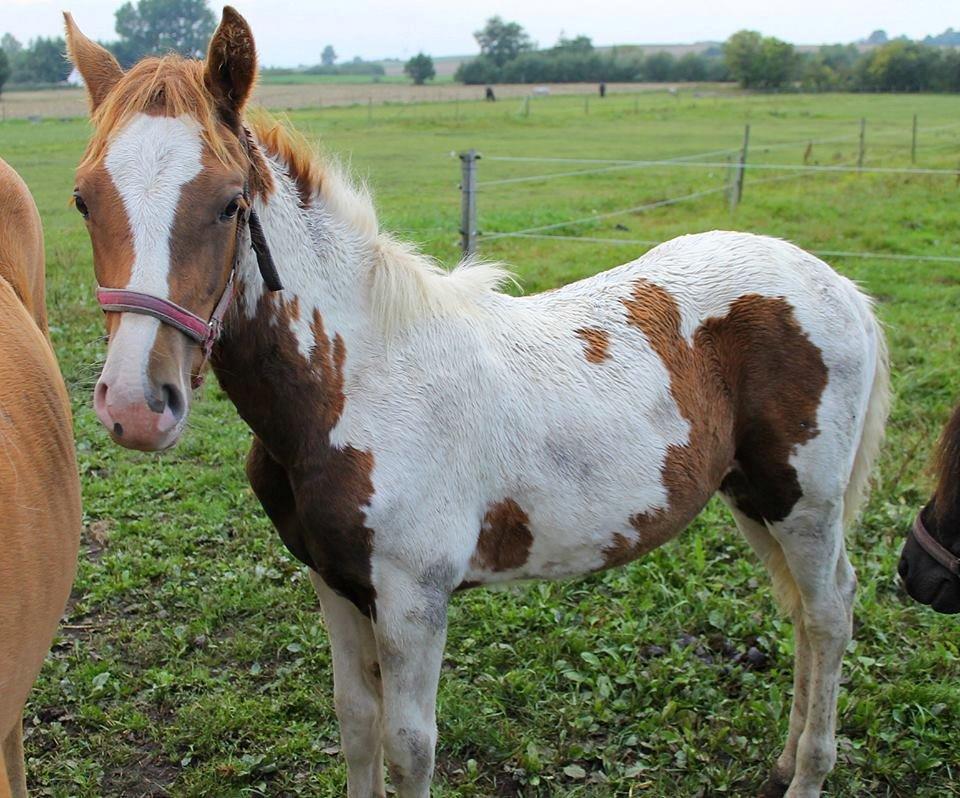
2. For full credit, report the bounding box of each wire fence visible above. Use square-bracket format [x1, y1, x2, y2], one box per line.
[459, 119, 960, 265]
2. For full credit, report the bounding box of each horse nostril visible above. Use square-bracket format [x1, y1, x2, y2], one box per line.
[113, 422, 124, 437]
[162, 383, 185, 421]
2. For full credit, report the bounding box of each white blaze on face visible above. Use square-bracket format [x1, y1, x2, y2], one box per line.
[105, 113, 204, 296]
[99, 113, 204, 404]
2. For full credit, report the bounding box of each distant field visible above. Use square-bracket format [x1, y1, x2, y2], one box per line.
[1, 91, 958, 796]
[0, 81, 721, 120]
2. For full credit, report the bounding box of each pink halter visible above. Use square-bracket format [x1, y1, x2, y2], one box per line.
[96, 273, 237, 389]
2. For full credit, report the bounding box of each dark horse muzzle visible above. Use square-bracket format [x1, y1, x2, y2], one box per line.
[898, 511, 960, 614]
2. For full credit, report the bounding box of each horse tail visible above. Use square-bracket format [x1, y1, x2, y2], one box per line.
[843, 292, 891, 531]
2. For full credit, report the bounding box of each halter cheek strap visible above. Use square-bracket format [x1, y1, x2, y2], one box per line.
[910, 513, 960, 576]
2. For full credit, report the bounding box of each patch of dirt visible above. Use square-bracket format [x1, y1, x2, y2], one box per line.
[2, 82, 694, 120]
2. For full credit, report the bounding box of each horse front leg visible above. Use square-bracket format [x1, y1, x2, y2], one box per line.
[311, 573, 386, 798]
[373, 560, 451, 798]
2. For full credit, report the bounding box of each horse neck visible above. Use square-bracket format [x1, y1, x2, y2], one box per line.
[214, 155, 380, 463]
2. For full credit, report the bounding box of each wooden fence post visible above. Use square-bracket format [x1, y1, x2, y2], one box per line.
[459, 149, 480, 257]
[911, 114, 918, 164]
[730, 124, 750, 212]
[858, 117, 866, 170]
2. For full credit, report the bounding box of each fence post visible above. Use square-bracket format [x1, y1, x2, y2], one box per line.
[459, 149, 480, 257]
[730, 123, 750, 212]
[911, 114, 918, 164]
[858, 117, 866, 170]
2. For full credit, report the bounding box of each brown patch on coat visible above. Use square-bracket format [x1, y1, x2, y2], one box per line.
[574, 327, 610, 364]
[471, 499, 534, 572]
[215, 292, 377, 617]
[605, 280, 828, 566]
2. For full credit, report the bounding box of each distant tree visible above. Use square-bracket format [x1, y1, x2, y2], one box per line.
[925, 28, 960, 47]
[112, 0, 216, 66]
[554, 35, 593, 54]
[724, 30, 796, 89]
[865, 29, 888, 45]
[404, 53, 435, 85]
[674, 52, 708, 81]
[321, 45, 337, 66]
[644, 51, 675, 81]
[0, 50, 9, 98]
[861, 40, 938, 91]
[474, 16, 533, 67]
[455, 55, 501, 84]
[1, 33, 22, 59]
[12, 37, 71, 84]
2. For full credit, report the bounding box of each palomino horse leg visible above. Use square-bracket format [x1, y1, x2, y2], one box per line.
[720, 502, 811, 797]
[373, 561, 450, 798]
[309, 572, 386, 798]
[1, 721, 26, 798]
[770, 504, 854, 798]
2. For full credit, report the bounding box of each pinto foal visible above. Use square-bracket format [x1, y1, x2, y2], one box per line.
[67, 8, 889, 797]
[0, 158, 81, 798]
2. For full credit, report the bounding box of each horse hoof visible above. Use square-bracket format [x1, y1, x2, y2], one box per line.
[758, 771, 791, 798]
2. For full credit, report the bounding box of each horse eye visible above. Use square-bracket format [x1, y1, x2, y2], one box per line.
[74, 193, 89, 219]
[220, 198, 241, 221]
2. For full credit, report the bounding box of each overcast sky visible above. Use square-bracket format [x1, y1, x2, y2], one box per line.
[6, 1, 957, 67]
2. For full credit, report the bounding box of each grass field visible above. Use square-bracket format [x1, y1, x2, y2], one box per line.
[1, 91, 959, 797]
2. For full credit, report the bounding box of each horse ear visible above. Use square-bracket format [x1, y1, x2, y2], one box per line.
[63, 12, 124, 112]
[204, 6, 258, 128]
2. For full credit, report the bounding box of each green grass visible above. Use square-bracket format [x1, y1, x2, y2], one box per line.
[2, 90, 959, 796]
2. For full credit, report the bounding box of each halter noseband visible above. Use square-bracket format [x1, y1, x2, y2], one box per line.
[95, 127, 282, 389]
[910, 512, 960, 576]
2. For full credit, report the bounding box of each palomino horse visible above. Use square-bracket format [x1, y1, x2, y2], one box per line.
[0, 158, 81, 798]
[67, 8, 889, 797]
[898, 401, 960, 612]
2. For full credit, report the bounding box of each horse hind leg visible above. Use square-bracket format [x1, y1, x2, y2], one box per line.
[719, 500, 810, 797]
[769, 503, 854, 798]
[2, 720, 26, 798]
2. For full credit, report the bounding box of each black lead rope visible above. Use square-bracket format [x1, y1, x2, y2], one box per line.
[240, 125, 283, 293]
[248, 208, 283, 291]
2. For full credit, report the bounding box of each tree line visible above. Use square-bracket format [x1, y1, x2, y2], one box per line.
[455, 17, 960, 93]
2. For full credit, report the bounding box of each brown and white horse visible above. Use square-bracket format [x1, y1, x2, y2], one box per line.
[0, 158, 81, 798]
[66, 8, 889, 797]
[898, 402, 960, 613]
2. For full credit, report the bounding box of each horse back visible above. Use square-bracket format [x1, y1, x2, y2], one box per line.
[0, 158, 47, 333]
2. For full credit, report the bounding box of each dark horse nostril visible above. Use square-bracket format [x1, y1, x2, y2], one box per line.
[113, 422, 124, 437]
[162, 383, 185, 421]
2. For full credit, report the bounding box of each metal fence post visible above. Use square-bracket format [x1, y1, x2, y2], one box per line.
[730, 123, 750, 212]
[459, 149, 480, 257]
[858, 117, 866, 170]
[911, 114, 918, 164]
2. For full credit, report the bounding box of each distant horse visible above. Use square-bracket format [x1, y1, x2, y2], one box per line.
[67, 8, 889, 797]
[0, 158, 81, 798]
[898, 401, 960, 612]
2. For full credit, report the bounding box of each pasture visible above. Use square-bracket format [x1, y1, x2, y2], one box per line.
[1, 90, 958, 796]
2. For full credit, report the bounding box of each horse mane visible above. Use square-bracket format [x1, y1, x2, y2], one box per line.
[79, 55, 240, 170]
[248, 113, 513, 334]
[933, 401, 960, 523]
